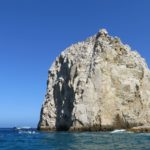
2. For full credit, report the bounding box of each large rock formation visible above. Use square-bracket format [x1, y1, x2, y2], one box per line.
[38, 29, 150, 131]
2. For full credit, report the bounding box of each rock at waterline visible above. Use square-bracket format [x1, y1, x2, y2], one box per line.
[38, 29, 150, 131]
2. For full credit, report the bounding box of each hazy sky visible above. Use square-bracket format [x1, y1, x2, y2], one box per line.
[0, 0, 150, 127]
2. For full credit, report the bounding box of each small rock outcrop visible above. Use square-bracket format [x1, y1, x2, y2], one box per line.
[38, 29, 150, 131]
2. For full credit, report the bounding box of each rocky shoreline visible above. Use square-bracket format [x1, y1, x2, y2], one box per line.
[38, 126, 150, 133]
[128, 126, 150, 133]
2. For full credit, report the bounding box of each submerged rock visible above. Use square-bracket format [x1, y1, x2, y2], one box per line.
[38, 29, 150, 131]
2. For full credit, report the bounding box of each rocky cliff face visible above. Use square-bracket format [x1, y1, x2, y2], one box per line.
[38, 29, 150, 131]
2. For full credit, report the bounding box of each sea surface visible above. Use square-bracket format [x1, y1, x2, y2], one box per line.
[0, 128, 150, 150]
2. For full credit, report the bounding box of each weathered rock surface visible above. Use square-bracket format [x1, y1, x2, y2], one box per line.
[128, 125, 150, 133]
[38, 29, 150, 131]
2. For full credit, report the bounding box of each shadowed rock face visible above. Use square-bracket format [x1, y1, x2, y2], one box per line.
[38, 29, 150, 131]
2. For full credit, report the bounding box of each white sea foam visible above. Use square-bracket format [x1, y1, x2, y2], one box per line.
[18, 130, 37, 134]
[20, 126, 31, 129]
[111, 129, 126, 133]
[16, 127, 21, 130]
[14, 126, 32, 130]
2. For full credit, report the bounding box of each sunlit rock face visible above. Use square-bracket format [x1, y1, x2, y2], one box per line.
[38, 29, 150, 131]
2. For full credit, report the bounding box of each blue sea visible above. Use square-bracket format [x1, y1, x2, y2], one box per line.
[0, 128, 150, 150]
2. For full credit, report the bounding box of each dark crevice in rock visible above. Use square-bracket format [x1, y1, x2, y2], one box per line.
[86, 31, 104, 82]
[53, 57, 75, 131]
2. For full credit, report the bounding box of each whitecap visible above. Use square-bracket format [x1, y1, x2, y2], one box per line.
[20, 126, 31, 129]
[111, 129, 126, 133]
[18, 130, 37, 134]
[14, 126, 32, 131]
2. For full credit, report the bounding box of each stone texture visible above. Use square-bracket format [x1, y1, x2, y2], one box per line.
[128, 125, 150, 133]
[38, 29, 150, 131]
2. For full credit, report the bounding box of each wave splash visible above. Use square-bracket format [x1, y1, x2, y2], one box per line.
[13, 126, 37, 134]
[111, 129, 126, 133]
[18, 130, 37, 134]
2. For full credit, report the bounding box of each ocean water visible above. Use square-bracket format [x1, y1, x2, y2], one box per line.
[0, 128, 150, 150]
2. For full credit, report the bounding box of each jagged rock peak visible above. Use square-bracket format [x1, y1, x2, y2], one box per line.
[98, 28, 108, 36]
[38, 29, 150, 132]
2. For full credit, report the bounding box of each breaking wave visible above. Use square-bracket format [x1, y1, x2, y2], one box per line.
[111, 129, 126, 133]
[13, 126, 37, 134]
